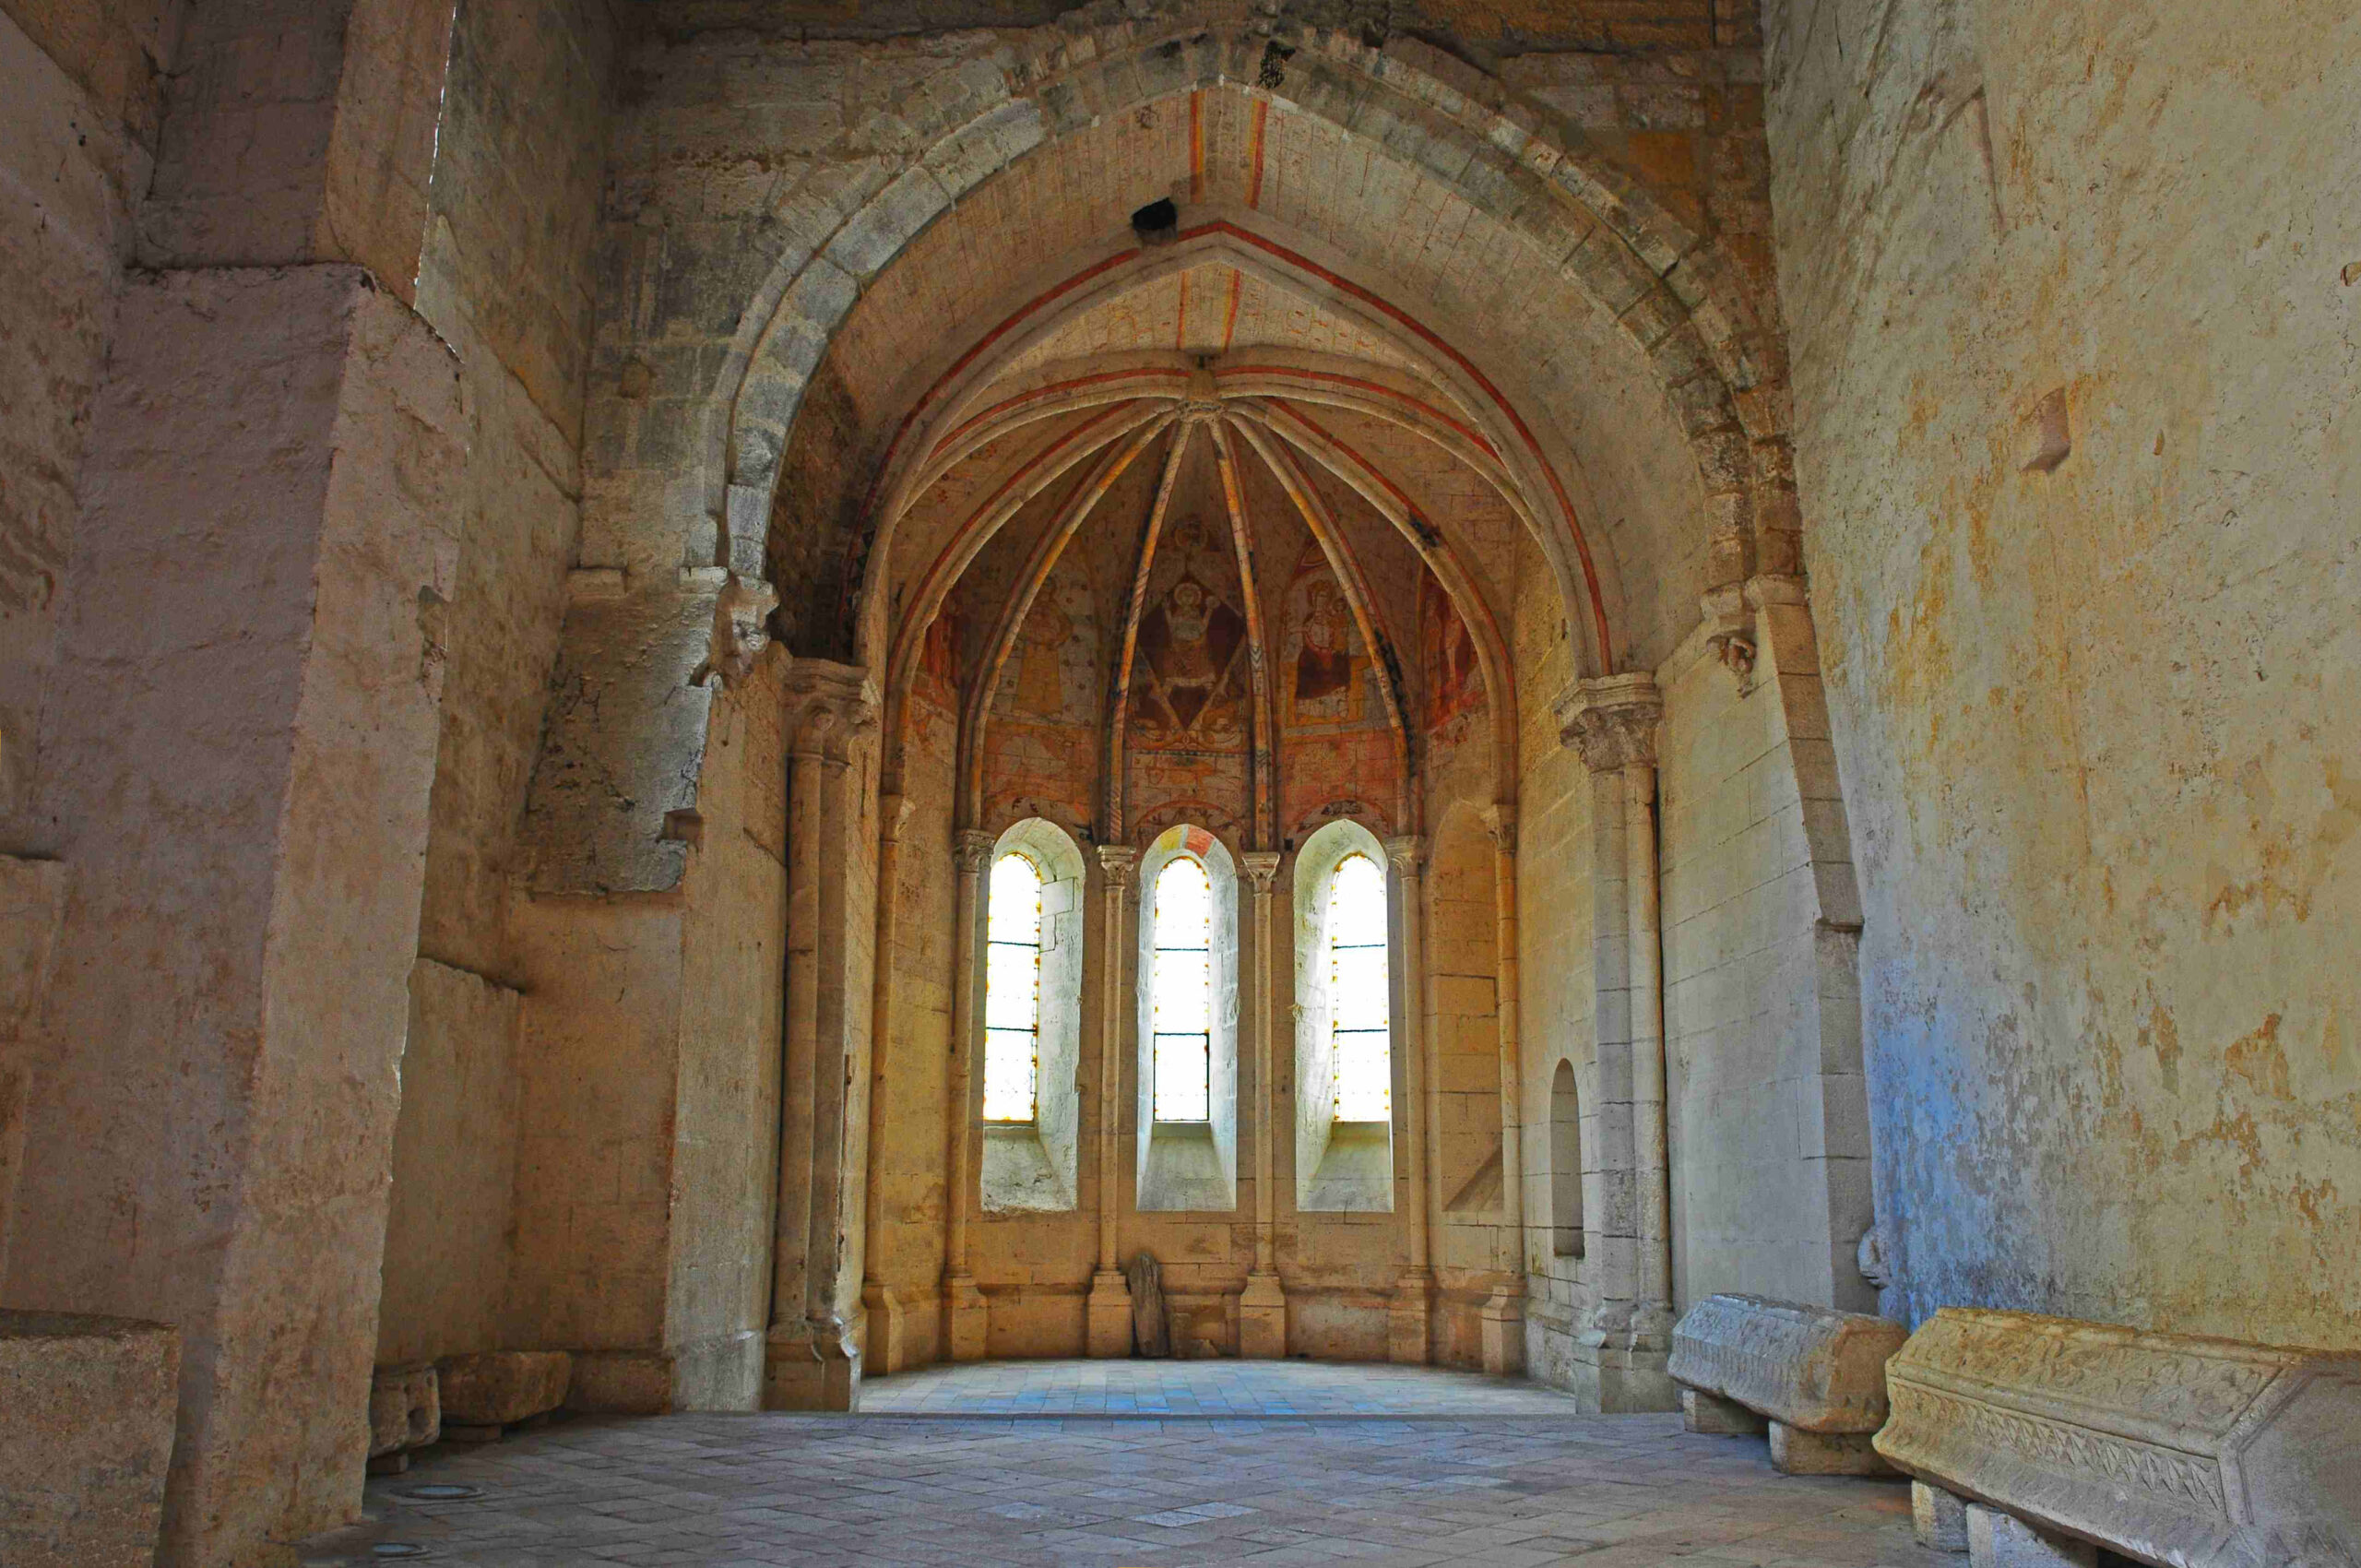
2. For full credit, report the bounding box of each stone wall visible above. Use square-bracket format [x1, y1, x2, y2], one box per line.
[377, 0, 619, 1377]
[1658, 617, 1870, 1313]
[1761, 0, 2361, 1343]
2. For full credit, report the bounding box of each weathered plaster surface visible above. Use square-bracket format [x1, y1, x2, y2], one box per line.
[1762, 0, 2361, 1341]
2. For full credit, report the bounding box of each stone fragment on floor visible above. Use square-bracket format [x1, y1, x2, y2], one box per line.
[1876, 1308, 2361, 1568]
[1668, 1292, 1907, 1475]
[434, 1348, 571, 1440]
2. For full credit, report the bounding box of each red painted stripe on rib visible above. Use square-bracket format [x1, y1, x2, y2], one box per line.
[936, 368, 1189, 452]
[1219, 267, 1242, 352]
[1217, 364, 1501, 459]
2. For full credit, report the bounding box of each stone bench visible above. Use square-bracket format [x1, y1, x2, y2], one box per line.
[0, 1311, 180, 1568]
[1667, 1293, 1908, 1475]
[1875, 1308, 2361, 1567]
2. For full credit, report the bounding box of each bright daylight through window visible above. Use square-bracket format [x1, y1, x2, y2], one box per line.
[1151, 856, 1213, 1123]
[984, 850, 1042, 1122]
[1328, 852, 1390, 1121]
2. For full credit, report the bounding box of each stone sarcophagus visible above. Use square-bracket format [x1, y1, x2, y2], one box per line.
[1668, 1294, 1908, 1474]
[1875, 1309, 2361, 1567]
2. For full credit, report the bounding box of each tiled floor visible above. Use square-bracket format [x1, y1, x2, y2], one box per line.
[856, 1358, 1595, 1416]
[301, 1363, 1948, 1568]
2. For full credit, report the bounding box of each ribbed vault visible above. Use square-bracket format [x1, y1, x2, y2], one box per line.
[870, 232, 1547, 851]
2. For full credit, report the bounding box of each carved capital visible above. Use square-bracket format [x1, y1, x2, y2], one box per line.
[1095, 844, 1137, 889]
[1382, 834, 1424, 875]
[955, 828, 997, 875]
[1240, 850, 1281, 894]
[1555, 672, 1663, 774]
[1478, 804, 1514, 856]
[782, 659, 880, 760]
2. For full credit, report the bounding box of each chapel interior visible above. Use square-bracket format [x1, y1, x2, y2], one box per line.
[0, 1, 2355, 1565]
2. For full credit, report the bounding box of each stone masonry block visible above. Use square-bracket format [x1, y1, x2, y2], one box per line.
[1967, 1506, 2094, 1568]
[435, 1349, 572, 1426]
[1916, 1481, 1970, 1553]
[368, 1362, 441, 1455]
[0, 1312, 180, 1568]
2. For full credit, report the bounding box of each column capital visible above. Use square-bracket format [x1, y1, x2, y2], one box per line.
[1478, 803, 1515, 855]
[783, 659, 881, 760]
[954, 828, 997, 874]
[1240, 850, 1281, 893]
[1555, 671, 1663, 773]
[1382, 834, 1424, 874]
[1095, 843, 1138, 887]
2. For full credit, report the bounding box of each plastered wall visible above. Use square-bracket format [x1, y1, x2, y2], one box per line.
[1762, 0, 2361, 1343]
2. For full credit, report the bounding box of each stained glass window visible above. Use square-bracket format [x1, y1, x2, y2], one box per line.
[1150, 856, 1212, 1123]
[983, 850, 1042, 1122]
[1328, 852, 1391, 1121]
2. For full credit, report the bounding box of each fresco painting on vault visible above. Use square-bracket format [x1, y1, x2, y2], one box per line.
[1132, 516, 1247, 747]
[984, 565, 1100, 829]
[1421, 573, 1482, 738]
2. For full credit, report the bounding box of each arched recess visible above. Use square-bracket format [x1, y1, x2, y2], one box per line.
[722, 17, 1796, 669]
[1292, 818, 1394, 1213]
[979, 817, 1086, 1214]
[1135, 824, 1239, 1213]
[524, 12, 1802, 900]
[1551, 1060, 1585, 1259]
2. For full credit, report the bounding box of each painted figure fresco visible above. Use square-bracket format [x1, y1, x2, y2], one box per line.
[1133, 515, 1247, 746]
[1283, 545, 1374, 730]
[1421, 573, 1482, 735]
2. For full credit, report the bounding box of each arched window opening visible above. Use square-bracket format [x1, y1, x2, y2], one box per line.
[979, 819, 1085, 1214]
[1150, 856, 1213, 1123]
[983, 851, 1042, 1123]
[1551, 1060, 1584, 1258]
[1327, 853, 1391, 1122]
[1293, 819, 1394, 1213]
[1135, 825, 1238, 1212]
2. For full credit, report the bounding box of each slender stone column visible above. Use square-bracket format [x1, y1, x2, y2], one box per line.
[1086, 844, 1137, 1356]
[1476, 810, 1525, 1373]
[766, 663, 878, 1411]
[1239, 850, 1287, 1359]
[860, 793, 916, 1373]
[1556, 672, 1676, 1412]
[1383, 836, 1434, 1365]
[941, 827, 997, 1360]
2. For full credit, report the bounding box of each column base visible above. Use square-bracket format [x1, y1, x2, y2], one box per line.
[1239, 1273, 1288, 1360]
[1967, 1506, 2095, 1568]
[1478, 1285, 1525, 1377]
[1086, 1271, 1134, 1358]
[944, 1274, 990, 1362]
[763, 1321, 861, 1411]
[1680, 1387, 1767, 1435]
[1567, 1324, 1676, 1412]
[1768, 1422, 1892, 1476]
[860, 1282, 913, 1376]
[1387, 1270, 1432, 1365]
[1914, 1481, 1970, 1554]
